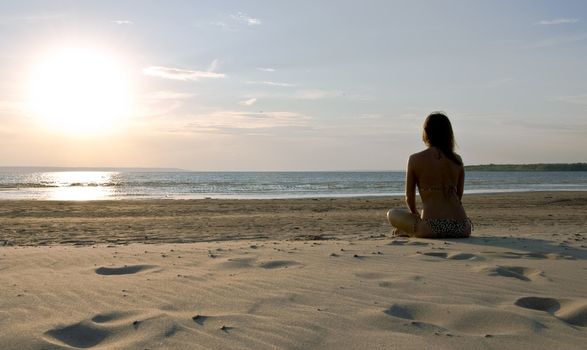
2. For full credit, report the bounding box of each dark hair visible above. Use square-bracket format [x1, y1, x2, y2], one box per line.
[422, 112, 463, 166]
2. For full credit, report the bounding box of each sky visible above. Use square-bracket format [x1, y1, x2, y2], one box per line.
[0, 0, 586, 170]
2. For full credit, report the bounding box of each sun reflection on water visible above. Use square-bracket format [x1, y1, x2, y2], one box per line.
[41, 171, 117, 200]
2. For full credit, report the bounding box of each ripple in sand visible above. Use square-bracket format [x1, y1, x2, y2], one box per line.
[95, 264, 158, 275]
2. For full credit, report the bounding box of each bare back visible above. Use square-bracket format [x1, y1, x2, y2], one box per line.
[406, 147, 467, 220]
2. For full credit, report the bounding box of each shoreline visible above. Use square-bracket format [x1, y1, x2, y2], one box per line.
[0, 188, 586, 202]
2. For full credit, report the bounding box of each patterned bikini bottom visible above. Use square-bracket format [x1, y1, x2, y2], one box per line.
[421, 218, 472, 238]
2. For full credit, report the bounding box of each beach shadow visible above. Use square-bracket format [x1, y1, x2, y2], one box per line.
[448, 236, 587, 260]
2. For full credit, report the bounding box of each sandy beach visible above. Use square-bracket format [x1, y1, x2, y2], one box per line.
[1, 191, 586, 349]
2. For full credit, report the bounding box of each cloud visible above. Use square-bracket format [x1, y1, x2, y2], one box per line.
[556, 93, 587, 105]
[143, 66, 225, 81]
[207, 59, 220, 72]
[206, 12, 261, 31]
[239, 98, 257, 106]
[294, 89, 342, 100]
[452, 78, 513, 89]
[230, 12, 261, 26]
[243, 88, 343, 100]
[113, 20, 133, 25]
[538, 18, 579, 25]
[257, 67, 276, 72]
[500, 120, 587, 133]
[246, 81, 294, 87]
[358, 114, 384, 120]
[0, 13, 66, 24]
[184, 111, 309, 133]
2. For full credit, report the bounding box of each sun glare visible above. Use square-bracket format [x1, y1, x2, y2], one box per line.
[27, 47, 132, 134]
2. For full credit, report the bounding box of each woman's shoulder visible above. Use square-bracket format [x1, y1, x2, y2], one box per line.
[410, 149, 431, 158]
[409, 149, 464, 168]
[409, 148, 434, 162]
[407, 149, 431, 169]
[454, 153, 464, 167]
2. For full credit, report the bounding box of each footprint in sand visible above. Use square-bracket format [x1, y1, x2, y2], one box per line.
[92, 311, 136, 324]
[476, 266, 546, 282]
[421, 251, 480, 261]
[488, 251, 573, 260]
[44, 321, 110, 348]
[218, 257, 257, 269]
[515, 296, 587, 327]
[192, 314, 210, 325]
[355, 272, 389, 280]
[382, 301, 544, 336]
[44, 310, 184, 348]
[388, 239, 430, 246]
[258, 260, 302, 269]
[95, 264, 158, 275]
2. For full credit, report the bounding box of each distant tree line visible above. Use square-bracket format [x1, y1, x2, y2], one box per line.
[464, 163, 587, 171]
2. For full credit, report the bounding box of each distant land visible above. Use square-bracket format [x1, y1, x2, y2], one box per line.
[0, 166, 188, 172]
[465, 163, 587, 171]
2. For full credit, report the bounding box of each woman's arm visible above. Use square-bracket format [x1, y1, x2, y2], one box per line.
[405, 155, 418, 214]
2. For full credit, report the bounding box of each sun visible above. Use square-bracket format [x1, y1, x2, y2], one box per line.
[27, 47, 132, 134]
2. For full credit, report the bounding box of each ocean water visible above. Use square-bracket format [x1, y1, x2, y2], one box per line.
[0, 169, 586, 200]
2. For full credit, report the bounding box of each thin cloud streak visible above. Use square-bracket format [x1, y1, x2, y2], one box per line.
[538, 18, 579, 25]
[184, 110, 309, 133]
[294, 89, 342, 100]
[556, 93, 587, 105]
[239, 98, 257, 106]
[0, 12, 66, 24]
[257, 67, 276, 72]
[230, 12, 261, 26]
[143, 66, 225, 81]
[113, 20, 133, 25]
[244, 89, 343, 100]
[525, 33, 587, 48]
[246, 81, 294, 87]
[207, 59, 220, 72]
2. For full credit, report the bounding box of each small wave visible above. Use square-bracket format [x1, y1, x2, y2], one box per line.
[0, 182, 121, 189]
[67, 182, 118, 187]
[0, 183, 59, 189]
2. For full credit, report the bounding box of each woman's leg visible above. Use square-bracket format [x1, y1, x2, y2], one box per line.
[387, 209, 419, 236]
[387, 209, 436, 238]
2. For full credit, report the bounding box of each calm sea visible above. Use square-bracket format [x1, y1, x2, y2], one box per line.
[0, 169, 586, 200]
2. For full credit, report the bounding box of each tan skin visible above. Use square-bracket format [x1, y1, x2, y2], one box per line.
[387, 146, 469, 238]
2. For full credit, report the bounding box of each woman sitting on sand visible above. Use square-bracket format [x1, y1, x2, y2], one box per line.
[387, 112, 471, 238]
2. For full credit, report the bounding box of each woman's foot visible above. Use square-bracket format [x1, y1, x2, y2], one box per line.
[392, 228, 410, 237]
